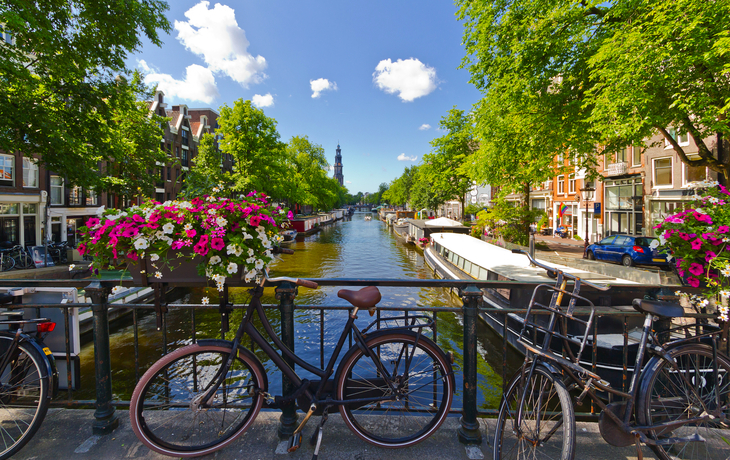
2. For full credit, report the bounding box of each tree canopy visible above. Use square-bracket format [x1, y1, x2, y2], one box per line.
[283, 135, 341, 210]
[457, 0, 730, 181]
[0, 0, 171, 189]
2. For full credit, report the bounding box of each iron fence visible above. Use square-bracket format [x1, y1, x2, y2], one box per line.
[0, 277, 713, 446]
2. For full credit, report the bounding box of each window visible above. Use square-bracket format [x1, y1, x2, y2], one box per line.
[86, 189, 98, 206]
[617, 147, 628, 163]
[22, 158, 39, 188]
[653, 158, 673, 187]
[557, 175, 565, 195]
[632, 147, 642, 167]
[69, 186, 82, 205]
[181, 149, 188, 167]
[0, 154, 14, 187]
[50, 176, 64, 205]
[568, 174, 576, 194]
[159, 168, 165, 183]
[166, 167, 171, 181]
[181, 129, 189, 146]
[176, 147, 180, 157]
[556, 153, 564, 163]
[684, 164, 707, 185]
[666, 128, 690, 148]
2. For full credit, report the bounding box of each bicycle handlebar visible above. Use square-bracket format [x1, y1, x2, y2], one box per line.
[511, 249, 610, 291]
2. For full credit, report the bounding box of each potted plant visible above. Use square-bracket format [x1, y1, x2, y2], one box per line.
[79, 190, 291, 290]
[653, 180, 730, 322]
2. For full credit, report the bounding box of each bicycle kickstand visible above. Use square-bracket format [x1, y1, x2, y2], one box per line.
[310, 406, 329, 460]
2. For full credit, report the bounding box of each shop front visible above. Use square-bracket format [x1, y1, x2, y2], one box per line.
[0, 196, 42, 247]
[603, 176, 644, 236]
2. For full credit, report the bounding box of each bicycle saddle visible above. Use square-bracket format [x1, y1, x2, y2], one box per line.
[337, 286, 381, 309]
[632, 299, 684, 318]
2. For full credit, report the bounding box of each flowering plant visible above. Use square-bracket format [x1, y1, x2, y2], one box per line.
[653, 180, 730, 321]
[79, 190, 291, 290]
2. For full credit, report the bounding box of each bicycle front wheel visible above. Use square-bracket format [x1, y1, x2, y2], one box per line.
[129, 343, 265, 458]
[0, 337, 51, 460]
[494, 363, 575, 460]
[0, 256, 14, 272]
[636, 343, 730, 460]
[336, 331, 454, 448]
[14, 252, 32, 270]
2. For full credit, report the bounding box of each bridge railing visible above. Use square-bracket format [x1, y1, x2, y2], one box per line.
[0, 277, 712, 446]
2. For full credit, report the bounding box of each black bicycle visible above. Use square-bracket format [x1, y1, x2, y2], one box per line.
[494, 250, 730, 460]
[0, 294, 59, 459]
[129, 271, 455, 458]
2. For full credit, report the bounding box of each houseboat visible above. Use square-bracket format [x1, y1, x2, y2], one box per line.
[289, 215, 322, 236]
[424, 232, 656, 390]
[406, 217, 470, 244]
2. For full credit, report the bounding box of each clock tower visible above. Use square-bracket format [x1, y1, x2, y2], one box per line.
[333, 144, 344, 186]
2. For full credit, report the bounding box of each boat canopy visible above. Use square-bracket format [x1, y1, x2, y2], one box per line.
[425, 217, 463, 227]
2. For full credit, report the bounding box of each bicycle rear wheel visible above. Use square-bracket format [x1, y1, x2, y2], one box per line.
[636, 343, 730, 460]
[13, 252, 32, 270]
[494, 363, 575, 460]
[0, 255, 14, 272]
[336, 331, 454, 448]
[129, 343, 265, 458]
[0, 337, 51, 460]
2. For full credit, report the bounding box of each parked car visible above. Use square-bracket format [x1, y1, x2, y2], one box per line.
[586, 235, 670, 268]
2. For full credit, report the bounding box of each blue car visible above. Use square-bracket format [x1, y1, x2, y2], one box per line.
[586, 235, 670, 268]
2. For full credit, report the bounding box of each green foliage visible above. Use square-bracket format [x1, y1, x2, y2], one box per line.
[180, 134, 225, 198]
[382, 165, 417, 207]
[464, 204, 483, 220]
[0, 0, 171, 189]
[457, 0, 730, 181]
[281, 135, 340, 210]
[475, 198, 545, 246]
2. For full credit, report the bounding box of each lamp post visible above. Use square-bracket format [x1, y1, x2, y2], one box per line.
[581, 186, 595, 259]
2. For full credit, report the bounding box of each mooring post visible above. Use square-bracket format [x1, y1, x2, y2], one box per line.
[86, 280, 119, 435]
[275, 281, 299, 438]
[458, 284, 483, 444]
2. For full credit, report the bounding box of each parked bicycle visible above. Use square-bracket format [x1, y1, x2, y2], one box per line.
[0, 245, 35, 271]
[129, 269, 455, 458]
[494, 249, 730, 460]
[0, 293, 59, 459]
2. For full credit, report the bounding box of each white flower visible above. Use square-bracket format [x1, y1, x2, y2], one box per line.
[96, 205, 106, 217]
[675, 290, 682, 296]
[256, 226, 266, 235]
[649, 239, 659, 249]
[111, 286, 124, 295]
[248, 248, 255, 257]
[162, 223, 175, 234]
[154, 271, 162, 279]
[68, 264, 75, 271]
[209, 255, 222, 265]
[226, 244, 237, 255]
[227, 262, 238, 274]
[244, 271, 255, 283]
[206, 196, 216, 202]
[243, 232, 253, 240]
[720, 290, 729, 298]
[214, 274, 226, 284]
[161, 236, 173, 246]
[234, 246, 243, 257]
[216, 217, 228, 227]
[184, 223, 193, 231]
[150, 253, 160, 262]
[134, 238, 149, 250]
[255, 259, 264, 270]
[246, 256, 256, 264]
[721, 267, 730, 277]
[201, 296, 210, 305]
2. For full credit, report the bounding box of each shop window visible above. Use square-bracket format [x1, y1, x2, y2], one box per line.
[653, 158, 672, 187]
[23, 158, 39, 188]
[0, 154, 14, 187]
[632, 147, 642, 167]
[50, 176, 64, 205]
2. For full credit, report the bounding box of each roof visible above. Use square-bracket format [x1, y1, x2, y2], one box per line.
[425, 217, 466, 227]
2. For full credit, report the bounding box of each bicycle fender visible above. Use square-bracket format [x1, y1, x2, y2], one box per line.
[334, 330, 456, 393]
[197, 339, 268, 393]
[22, 336, 59, 399]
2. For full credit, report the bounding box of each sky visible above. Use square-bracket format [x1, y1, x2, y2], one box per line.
[130, 0, 483, 194]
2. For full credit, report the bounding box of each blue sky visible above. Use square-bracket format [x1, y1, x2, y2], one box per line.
[130, 1, 482, 194]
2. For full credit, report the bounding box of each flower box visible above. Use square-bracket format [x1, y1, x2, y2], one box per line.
[80, 191, 290, 289]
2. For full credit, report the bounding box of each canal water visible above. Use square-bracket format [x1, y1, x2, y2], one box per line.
[76, 214, 521, 410]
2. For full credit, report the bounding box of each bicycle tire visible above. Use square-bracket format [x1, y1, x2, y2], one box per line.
[0, 336, 51, 460]
[335, 331, 454, 448]
[129, 343, 265, 458]
[636, 343, 730, 460]
[494, 362, 575, 460]
[0, 255, 14, 272]
[14, 252, 32, 270]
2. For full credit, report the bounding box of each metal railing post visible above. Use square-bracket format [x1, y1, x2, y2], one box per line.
[275, 281, 298, 438]
[458, 284, 483, 444]
[86, 280, 119, 434]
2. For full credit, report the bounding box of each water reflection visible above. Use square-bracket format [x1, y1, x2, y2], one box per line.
[76, 214, 521, 410]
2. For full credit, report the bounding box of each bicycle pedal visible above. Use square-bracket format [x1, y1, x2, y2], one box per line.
[287, 432, 302, 452]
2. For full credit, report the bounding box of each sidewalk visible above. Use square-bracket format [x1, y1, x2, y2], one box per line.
[534, 234, 588, 259]
[16, 408, 657, 460]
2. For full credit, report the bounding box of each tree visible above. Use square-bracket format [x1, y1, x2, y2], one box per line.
[216, 99, 288, 197]
[179, 133, 225, 198]
[421, 107, 476, 219]
[382, 165, 417, 207]
[457, 0, 730, 181]
[283, 135, 337, 210]
[0, 0, 171, 189]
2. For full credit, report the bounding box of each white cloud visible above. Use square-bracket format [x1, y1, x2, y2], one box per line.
[419, 124, 431, 130]
[174, 1, 267, 88]
[143, 63, 219, 104]
[373, 58, 438, 102]
[310, 78, 337, 98]
[397, 153, 418, 162]
[346, 180, 352, 184]
[252, 93, 274, 107]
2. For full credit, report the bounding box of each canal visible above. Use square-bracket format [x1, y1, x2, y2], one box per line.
[76, 213, 521, 411]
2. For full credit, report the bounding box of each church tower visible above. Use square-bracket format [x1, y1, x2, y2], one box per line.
[333, 143, 344, 186]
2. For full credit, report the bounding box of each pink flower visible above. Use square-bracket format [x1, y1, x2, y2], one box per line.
[148, 212, 160, 223]
[85, 218, 100, 228]
[77, 243, 87, 255]
[122, 227, 139, 238]
[127, 251, 139, 261]
[687, 276, 700, 288]
[690, 238, 703, 250]
[705, 251, 717, 263]
[133, 214, 145, 223]
[677, 268, 685, 277]
[211, 237, 225, 251]
[250, 215, 262, 227]
[186, 229, 196, 238]
[193, 242, 209, 256]
[688, 263, 704, 276]
[678, 232, 690, 241]
[718, 226, 730, 234]
[171, 241, 185, 250]
[287, 210, 294, 220]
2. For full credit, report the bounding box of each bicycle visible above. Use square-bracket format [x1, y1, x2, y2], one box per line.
[8, 245, 33, 270]
[0, 293, 59, 459]
[129, 270, 456, 458]
[494, 249, 730, 460]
